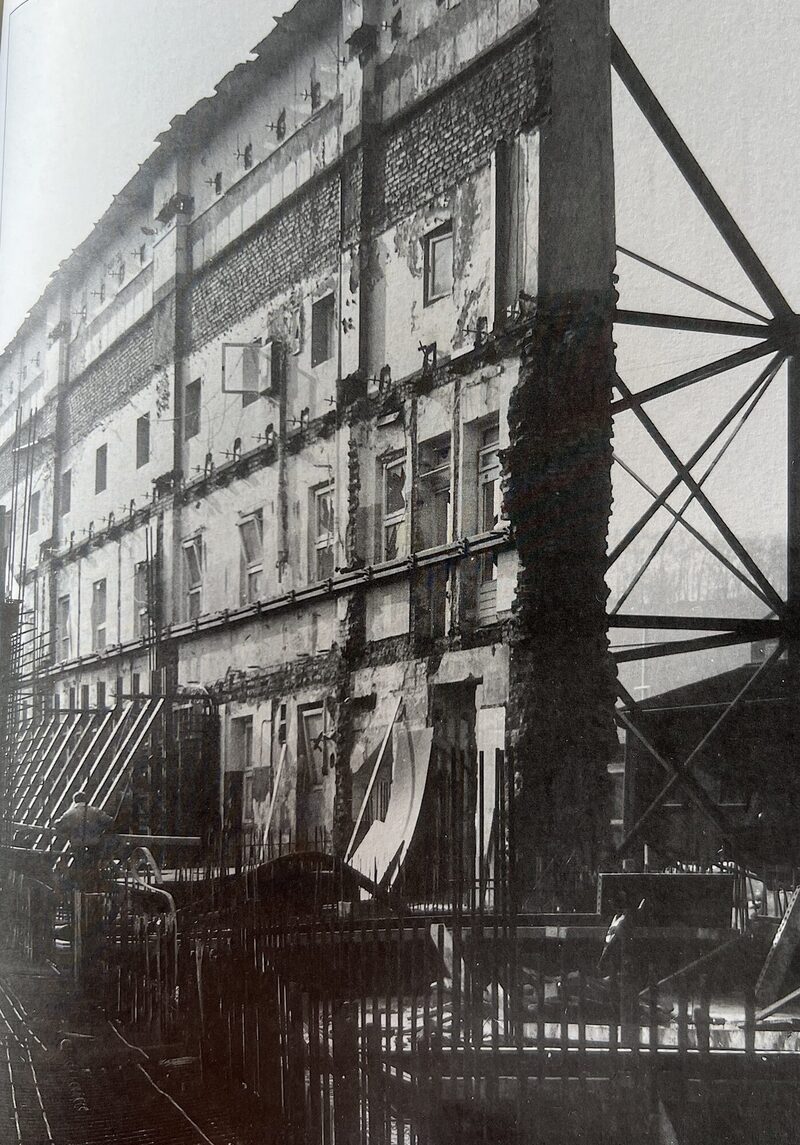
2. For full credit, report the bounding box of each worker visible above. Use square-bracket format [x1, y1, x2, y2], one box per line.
[53, 791, 116, 891]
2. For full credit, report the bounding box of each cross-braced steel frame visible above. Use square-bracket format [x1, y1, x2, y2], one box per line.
[607, 31, 799, 862]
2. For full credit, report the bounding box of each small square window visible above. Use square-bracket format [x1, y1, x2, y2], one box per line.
[136, 413, 150, 468]
[95, 443, 107, 493]
[184, 379, 201, 440]
[423, 223, 454, 306]
[28, 490, 40, 535]
[311, 294, 335, 367]
[214, 172, 223, 195]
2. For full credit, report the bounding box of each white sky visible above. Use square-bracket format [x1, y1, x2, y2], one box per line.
[0, 0, 798, 567]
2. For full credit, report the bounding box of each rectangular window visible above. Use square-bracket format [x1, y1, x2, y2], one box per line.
[60, 470, 71, 516]
[184, 379, 201, 441]
[417, 434, 451, 549]
[312, 485, 335, 581]
[183, 536, 203, 620]
[95, 443, 107, 493]
[424, 222, 454, 305]
[311, 293, 335, 367]
[136, 413, 150, 468]
[57, 595, 71, 661]
[68, 686, 76, 709]
[80, 684, 90, 710]
[238, 512, 263, 605]
[299, 705, 330, 792]
[133, 561, 149, 638]
[382, 456, 407, 561]
[96, 681, 106, 709]
[478, 420, 501, 624]
[91, 578, 107, 652]
[28, 490, 40, 535]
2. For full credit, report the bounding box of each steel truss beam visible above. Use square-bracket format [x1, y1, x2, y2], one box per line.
[616, 247, 771, 321]
[611, 32, 792, 319]
[614, 310, 770, 338]
[611, 340, 777, 413]
[611, 360, 778, 614]
[608, 353, 785, 569]
[614, 375, 785, 614]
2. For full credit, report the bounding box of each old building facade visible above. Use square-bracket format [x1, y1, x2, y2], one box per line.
[0, 0, 616, 883]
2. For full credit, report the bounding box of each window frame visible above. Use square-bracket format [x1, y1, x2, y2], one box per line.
[238, 511, 264, 605]
[91, 577, 107, 652]
[312, 484, 335, 582]
[381, 454, 408, 562]
[416, 434, 452, 550]
[182, 535, 204, 620]
[423, 221, 454, 306]
[57, 594, 71, 661]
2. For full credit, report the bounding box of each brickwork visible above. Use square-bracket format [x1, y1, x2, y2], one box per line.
[65, 318, 154, 447]
[187, 170, 341, 353]
[370, 26, 545, 232]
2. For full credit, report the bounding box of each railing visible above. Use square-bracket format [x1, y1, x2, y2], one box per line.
[89, 852, 800, 1145]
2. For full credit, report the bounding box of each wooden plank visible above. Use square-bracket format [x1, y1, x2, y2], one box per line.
[756, 887, 800, 1006]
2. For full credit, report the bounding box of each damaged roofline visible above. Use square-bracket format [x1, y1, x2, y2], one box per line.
[0, 0, 328, 367]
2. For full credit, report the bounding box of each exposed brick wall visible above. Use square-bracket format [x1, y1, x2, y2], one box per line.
[0, 396, 58, 493]
[187, 171, 341, 354]
[370, 26, 545, 231]
[66, 319, 154, 447]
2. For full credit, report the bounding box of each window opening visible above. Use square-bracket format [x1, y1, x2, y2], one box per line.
[382, 456, 407, 561]
[424, 222, 454, 305]
[28, 490, 39, 535]
[311, 294, 335, 367]
[134, 561, 149, 639]
[313, 485, 335, 581]
[136, 413, 150, 468]
[183, 536, 203, 620]
[239, 512, 264, 604]
[184, 379, 201, 440]
[95, 443, 107, 494]
[57, 595, 71, 661]
[91, 578, 107, 652]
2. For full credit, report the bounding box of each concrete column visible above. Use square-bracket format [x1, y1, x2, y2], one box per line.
[505, 0, 618, 909]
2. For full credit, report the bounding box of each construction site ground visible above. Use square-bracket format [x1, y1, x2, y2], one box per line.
[0, 952, 239, 1145]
